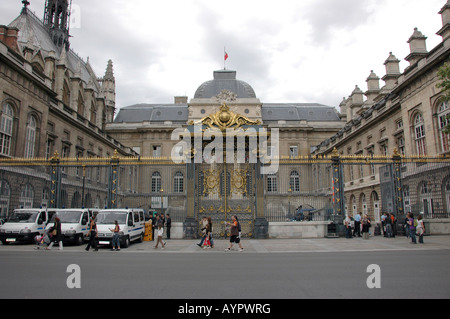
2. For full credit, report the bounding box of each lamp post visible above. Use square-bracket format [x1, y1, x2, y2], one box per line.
[288, 187, 292, 220]
[160, 187, 164, 216]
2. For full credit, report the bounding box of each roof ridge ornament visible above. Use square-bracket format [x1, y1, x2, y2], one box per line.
[196, 103, 261, 131]
[214, 89, 237, 103]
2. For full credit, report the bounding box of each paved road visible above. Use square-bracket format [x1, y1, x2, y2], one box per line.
[1, 236, 450, 299]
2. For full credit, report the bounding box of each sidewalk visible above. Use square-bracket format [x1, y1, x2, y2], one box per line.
[2, 235, 450, 253]
[135, 235, 450, 254]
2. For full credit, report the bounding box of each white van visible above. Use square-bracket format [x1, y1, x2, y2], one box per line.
[0, 208, 58, 245]
[46, 209, 94, 245]
[96, 208, 145, 248]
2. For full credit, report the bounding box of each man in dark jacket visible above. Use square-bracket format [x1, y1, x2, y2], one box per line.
[166, 213, 172, 239]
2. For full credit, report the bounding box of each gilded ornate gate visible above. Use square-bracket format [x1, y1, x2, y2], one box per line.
[195, 162, 256, 238]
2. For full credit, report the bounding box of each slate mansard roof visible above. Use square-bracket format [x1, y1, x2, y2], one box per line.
[114, 104, 189, 123]
[114, 103, 340, 123]
[262, 103, 341, 122]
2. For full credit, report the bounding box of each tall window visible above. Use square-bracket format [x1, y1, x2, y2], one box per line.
[24, 115, 37, 158]
[290, 171, 300, 192]
[267, 174, 277, 193]
[414, 113, 426, 156]
[62, 81, 70, 106]
[438, 101, 450, 152]
[420, 182, 433, 217]
[19, 184, 34, 208]
[90, 102, 97, 125]
[0, 180, 10, 218]
[0, 103, 14, 156]
[174, 172, 184, 193]
[151, 172, 162, 193]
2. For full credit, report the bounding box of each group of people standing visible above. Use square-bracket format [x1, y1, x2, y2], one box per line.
[344, 213, 372, 239]
[344, 211, 426, 244]
[405, 212, 425, 244]
[196, 215, 244, 252]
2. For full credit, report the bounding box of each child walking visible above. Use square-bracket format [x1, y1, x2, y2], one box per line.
[154, 223, 165, 249]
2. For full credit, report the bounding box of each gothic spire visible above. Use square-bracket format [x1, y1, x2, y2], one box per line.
[104, 60, 115, 81]
[43, 0, 72, 51]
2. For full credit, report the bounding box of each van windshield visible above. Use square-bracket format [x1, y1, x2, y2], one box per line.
[51, 211, 83, 224]
[96, 212, 127, 225]
[7, 211, 39, 223]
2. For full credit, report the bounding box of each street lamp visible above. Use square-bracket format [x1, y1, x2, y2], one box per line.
[288, 187, 292, 220]
[160, 187, 164, 216]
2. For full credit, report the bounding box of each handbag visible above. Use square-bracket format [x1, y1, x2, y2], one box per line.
[416, 226, 424, 236]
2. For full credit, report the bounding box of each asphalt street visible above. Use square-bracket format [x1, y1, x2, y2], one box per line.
[1, 237, 450, 300]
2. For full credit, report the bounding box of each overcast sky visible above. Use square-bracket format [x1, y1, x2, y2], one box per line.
[0, 0, 446, 110]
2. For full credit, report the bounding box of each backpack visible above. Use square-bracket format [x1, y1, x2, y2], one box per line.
[238, 222, 241, 232]
[414, 219, 418, 227]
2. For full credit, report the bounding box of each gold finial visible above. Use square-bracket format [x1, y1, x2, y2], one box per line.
[331, 148, 340, 158]
[50, 151, 60, 161]
[111, 149, 120, 160]
[392, 147, 400, 157]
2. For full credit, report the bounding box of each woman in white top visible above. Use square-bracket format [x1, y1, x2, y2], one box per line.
[416, 214, 425, 244]
[154, 223, 165, 249]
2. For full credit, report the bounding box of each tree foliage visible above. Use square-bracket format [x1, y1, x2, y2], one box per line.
[437, 62, 450, 134]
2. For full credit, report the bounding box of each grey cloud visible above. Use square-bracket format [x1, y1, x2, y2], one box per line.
[302, 0, 386, 46]
[193, 3, 277, 95]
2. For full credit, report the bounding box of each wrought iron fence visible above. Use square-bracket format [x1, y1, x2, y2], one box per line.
[1, 151, 450, 226]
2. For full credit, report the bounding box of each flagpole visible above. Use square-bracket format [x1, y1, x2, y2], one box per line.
[224, 47, 226, 70]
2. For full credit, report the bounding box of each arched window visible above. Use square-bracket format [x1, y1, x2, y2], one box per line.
[42, 188, 50, 208]
[414, 113, 426, 156]
[174, 172, 184, 193]
[151, 172, 162, 193]
[19, 184, 34, 208]
[290, 171, 300, 192]
[0, 103, 14, 156]
[90, 102, 97, 125]
[62, 81, 70, 106]
[371, 191, 380, 221]
[360, 193, 367, 216]
[419, 181, 433, 217]
[445, 179, 450, 214]
[403, 185, 411, 213]
[77, 92, 85, 116]
[24, 115, 37, 158]
[438, 101, 450, 152]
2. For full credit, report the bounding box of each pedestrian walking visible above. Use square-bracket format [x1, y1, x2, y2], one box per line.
[197, 216, 209, 247]
[46, 216, 63, 250]
[110, 220, 120, 251]
[154, 223, 165, 249]
[361, 214, 371, 240]
[407, 213, 417, 244]
[85, 216, 98, 251]
[207, 216, 214, 249]
[416, 214, 425, 244]
[202, 216, 214, 249]
[225, 215, 243, 252]
[166, 213, 171, 239]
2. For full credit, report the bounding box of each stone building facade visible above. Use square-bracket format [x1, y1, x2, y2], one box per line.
[0, 2, 135, 217]
[312, 1, 450, 221]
